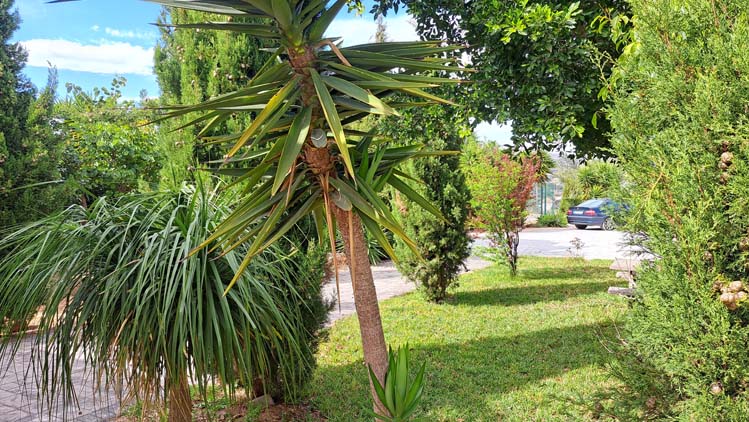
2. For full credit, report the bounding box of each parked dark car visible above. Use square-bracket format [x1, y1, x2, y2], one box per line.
[566, 198, 621, 230]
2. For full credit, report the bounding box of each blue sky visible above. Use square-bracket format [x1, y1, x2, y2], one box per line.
[13, 0, 162, 99]
[11, 0, 511, 142]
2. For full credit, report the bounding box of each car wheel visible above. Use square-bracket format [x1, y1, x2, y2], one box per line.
[575, 224, 587, 230]
[602, 218, 616, 231]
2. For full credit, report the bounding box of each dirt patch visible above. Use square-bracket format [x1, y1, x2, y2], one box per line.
[193, 402, 326, 422]
[115, 401, 326, 422]
[256, 403, 326, 422]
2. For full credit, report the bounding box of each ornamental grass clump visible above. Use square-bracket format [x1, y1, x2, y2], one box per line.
[609, 0, 749, 418]
[0, 184, 328, 420]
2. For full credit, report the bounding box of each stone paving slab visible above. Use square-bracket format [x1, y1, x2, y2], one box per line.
[0, 338, 121, 422]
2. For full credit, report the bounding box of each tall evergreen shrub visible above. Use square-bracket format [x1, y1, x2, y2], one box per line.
[610, 0, 749, 417]
[380, 105, 471, 302]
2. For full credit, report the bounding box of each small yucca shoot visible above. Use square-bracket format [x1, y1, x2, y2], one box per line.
[367, 344, 426, 421]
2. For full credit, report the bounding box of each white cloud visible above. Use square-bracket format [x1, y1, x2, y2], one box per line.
[104, 27, 157, 40]
[91, 25, 100, 32]
[19, 39, 154, 76]
[326, 14, 418, 47]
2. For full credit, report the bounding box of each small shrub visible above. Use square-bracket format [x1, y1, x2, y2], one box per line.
[536, 212, 568, 227]
[567, 237, 584, 259]
[465, 150, 540, 276]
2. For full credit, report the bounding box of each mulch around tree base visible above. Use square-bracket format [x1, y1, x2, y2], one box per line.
[116, 399, 326, 421]
[192, 402, 326, 421]
[256, 403, 326, 422]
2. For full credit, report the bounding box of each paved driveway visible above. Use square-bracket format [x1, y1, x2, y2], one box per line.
[474, 226, 635, 260]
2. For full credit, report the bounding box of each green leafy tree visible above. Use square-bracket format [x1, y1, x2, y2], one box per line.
[56, 78, 162, 204]
[372, 0, 630, 157]
[380, 104, 471, 302]
[50, 0, 466, 418]
[609, 0, 749, 418]
[466, 151, 540, 276]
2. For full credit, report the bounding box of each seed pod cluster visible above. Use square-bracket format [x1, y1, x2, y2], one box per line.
[719, 151, 734, 184]
[719, 151, 733, 169]
[718, 279, 748, 310]
[740, 237, 749, 252]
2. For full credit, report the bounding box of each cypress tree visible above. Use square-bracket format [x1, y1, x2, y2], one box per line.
[380, 104, 471, 302]
[610, 0, 749, 417]
[0, 1, 69, 227]
[154, 8, 271, 185]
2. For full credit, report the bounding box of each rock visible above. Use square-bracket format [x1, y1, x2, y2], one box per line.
[741, 238, 749, 252]
[608, 286, 636, 298]
[251, 394, 275, 408]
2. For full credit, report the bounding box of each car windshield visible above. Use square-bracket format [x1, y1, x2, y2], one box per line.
[578, 199, 605, 208]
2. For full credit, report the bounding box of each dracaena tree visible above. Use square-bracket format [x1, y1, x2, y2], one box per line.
[52, 0, 466, 418]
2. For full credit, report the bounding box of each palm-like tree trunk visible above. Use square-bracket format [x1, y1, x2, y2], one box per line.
[290, 44, 389, 413]
[334, 207, 388, 413]
[168, 372, 192, 422]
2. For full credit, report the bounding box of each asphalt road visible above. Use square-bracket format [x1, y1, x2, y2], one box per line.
[473, 226, 634, 260]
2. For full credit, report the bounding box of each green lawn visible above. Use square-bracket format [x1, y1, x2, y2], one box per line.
[306, 257, 632, 421]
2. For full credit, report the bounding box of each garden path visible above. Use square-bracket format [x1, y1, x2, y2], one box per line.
[324, 256, 492, 324]
[0, 345, 120, 421]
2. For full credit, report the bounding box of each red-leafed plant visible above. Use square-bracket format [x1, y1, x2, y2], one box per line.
[466, 150, 540, 276]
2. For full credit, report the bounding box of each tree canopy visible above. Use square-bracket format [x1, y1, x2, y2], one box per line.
[0, 1, 72, 227]
[56, 78, 162, 203]
[372, 0, 629, 158]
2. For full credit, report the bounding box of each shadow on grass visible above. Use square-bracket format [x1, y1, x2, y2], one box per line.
[519, 265, 610, 281]
[311, 321, 623, 420]
[449, 280, 613, 307]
